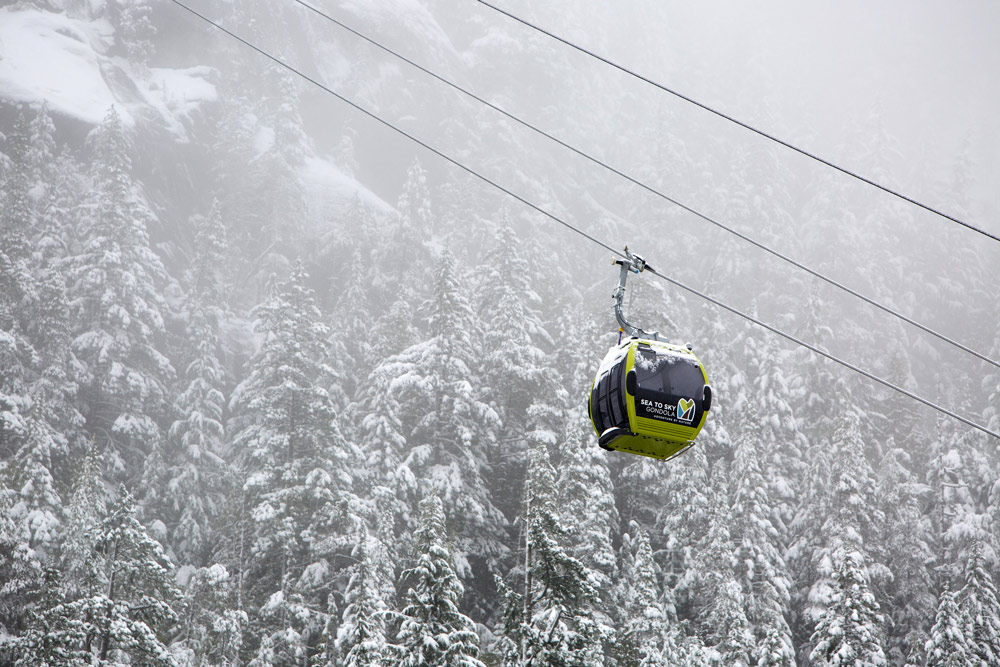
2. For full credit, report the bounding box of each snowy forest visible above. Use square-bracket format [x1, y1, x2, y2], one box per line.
[1, 0, 999, 665]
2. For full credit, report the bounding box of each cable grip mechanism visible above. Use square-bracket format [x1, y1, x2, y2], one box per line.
[612, 246, 658, 341]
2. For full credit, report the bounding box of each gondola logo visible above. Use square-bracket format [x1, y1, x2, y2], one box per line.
[677, 398, 695, 422]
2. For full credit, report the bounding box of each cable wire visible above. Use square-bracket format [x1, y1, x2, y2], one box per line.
[646, 267, 998, 440]
[166, 0, 1000, 442]
[473, 0, 1000, 246]
[288, 0, 1000, 372]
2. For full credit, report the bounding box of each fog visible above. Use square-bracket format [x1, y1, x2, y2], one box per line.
[1, 1, 998, 665]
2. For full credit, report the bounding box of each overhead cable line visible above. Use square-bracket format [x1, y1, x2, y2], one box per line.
[288, 0, 1000, 371]
[473, 0, 1000, 246]
[166, 0, 1000, 442]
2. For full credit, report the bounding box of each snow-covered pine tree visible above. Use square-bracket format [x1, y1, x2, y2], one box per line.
[356, 361, 410, 506]
[4, 405, 63, 554]
[557, 408, 618, 624]
[729, 399, 795, 665]
[874, 348, 924, 461]
[706, 579, 755, 667]
[331, 247, 375, 406]
[614, 521, 678, 667]
[875, 444, 935, 666]
[229, 262, 358, 663]
[694, 486, 754, 667]
[958, 540, 1000, 667]
[372, 157, 433, 304]
[1, 112, 35, 277]
[33, 144, 83, 270]
[788, 289, 842, 445]
[808, 546, 886, 667]
[924, 585, 971, 667]
[106, 0, 156, 64]
[801, 405, 885, 655]
[396, 492, 485, 667]
[144, 202, 231, 566]
[925, 415, 994, 584]
[476, 221, 548, 424]
[389, 250, 505, 578]
[0, 490, 43, 642]
[0, 113, 37, 466]
[331, 535, 395, 667]
[89, 486, 180, 663]
[65, 107, 173, 483]
[650, 442, 714, 626]
[250, 64, 309, 257]
[500, 443, 604, 666]
[743, 320, 807, 535]
[172, 564, 247, 667]
[26, 485, 181, 666]
[56, 446, 107, 601]
[0, 111, 80, 558]
[25, 102, 56, 200]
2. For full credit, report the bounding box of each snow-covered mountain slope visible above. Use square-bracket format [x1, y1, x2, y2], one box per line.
[0, 5, 216, 139]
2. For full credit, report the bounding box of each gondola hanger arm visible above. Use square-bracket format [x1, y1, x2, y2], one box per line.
[613, 246, 659, 341]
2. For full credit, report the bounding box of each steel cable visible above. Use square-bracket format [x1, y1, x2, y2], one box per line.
[473, 0, 1000, 245]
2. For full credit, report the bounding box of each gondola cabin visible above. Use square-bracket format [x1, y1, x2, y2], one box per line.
[589, 337, 712, 460]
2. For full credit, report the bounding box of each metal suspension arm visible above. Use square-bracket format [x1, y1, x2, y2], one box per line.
[613, 247, 659, 341]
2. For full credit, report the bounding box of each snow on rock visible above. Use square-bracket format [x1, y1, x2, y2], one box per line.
[0, 7, 215, 139]
[141, 66, 217, 141]
[299, 154, 393, 222]
[0, 8, 119, 124]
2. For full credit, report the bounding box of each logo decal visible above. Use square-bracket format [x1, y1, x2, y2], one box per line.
[677, 398, 695, 423]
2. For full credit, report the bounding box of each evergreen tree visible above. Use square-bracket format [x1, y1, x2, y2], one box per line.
[107, 0, 156, 64]
[875, 445, 934, 666]
[729, 400, 794, 663]
[0, 112, 74, 553]
[389, 251, 505, 575]
[229, 262, 357, 662]
[925, 417, 993, 583]
[558, 410, 618, 624]
[924, 586, 971, 667]
[373, 158, 433, 304]
[332, 535, 394, 667]
[331, 247, 375, 404]
[56, 447, 108, 600]
[499, 444, 604, 666]
[476, 221, 549, 426]
[0, 490, 43, 642]
[65, 107, 173, 483]
[144, 203, 231, 565]
[707, 579, 754, 667]
[1, 112, 35, 275]
[808, 547, 886, 667]
[803, 406, 885, 641]
[21, 486, 181, 666]
[743, 323, 806, 533]
[356, 361, 410, 503]
[5, 405, 64, 553]
[560, 417, 617, 571]
[694, 488, 753, 667]
[654, 439, 715, 622]
[172, 564, 247, 667]
[0, 114, 38, 483]
[26, 103, 57, 200]
[396, 493, 485, 667]
[958, 541, 1000, 667]
[615, 522, 676, 667]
